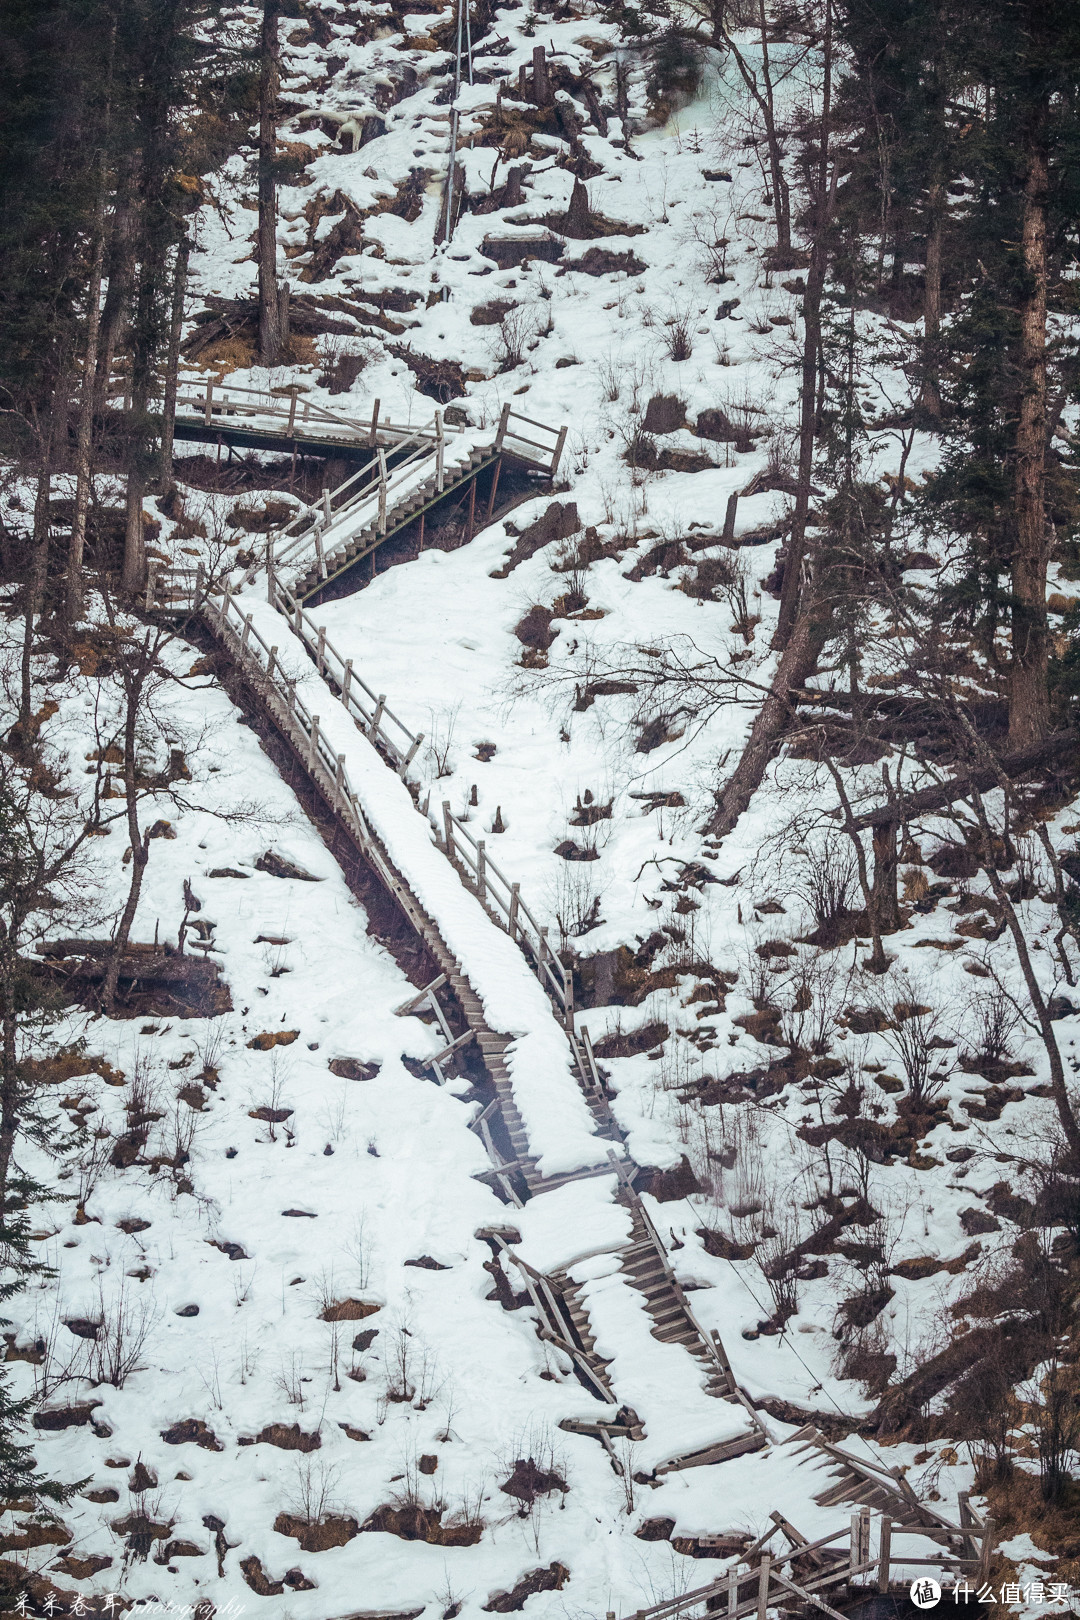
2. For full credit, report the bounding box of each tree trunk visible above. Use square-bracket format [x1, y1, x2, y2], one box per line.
[93, 154, 137, 416]
[918, 181, 943, 419]
[1008, 115, 1050, 750]
[724, 3, 790, 260]
[774, 0, 833, 649]
[709, 595, 831, 838]
[101, 676, 147, 1011]
[21, 431, 53, 731]
[773, 214, 831, 648]
[258, 0, 284, 364]
[69, 193, 107, 620]
[158, 234, 189, 499]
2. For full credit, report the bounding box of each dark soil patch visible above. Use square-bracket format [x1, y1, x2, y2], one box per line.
[274, 1511, 359, 1551]
[483, 1562, 569, 1610]
[362, 1504, 483, 1547]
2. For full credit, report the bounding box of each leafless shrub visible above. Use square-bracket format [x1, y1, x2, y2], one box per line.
[790, 839, 858, 932]
[290, 1456, 342, 1525]
[427, 703, 461, 779]
[661, 304, 694, 362]
[963, 982, 1024, 1067]
[552, 859, 606, 942]
[488, 306, 542, 371]
[276, 1350, 309, 1410]
[687, 202, 736, 284]
[880, 972, 951, 1106]
[91, 1279, 162, 1388]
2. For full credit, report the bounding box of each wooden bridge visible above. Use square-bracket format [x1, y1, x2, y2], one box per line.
[144, 540, 1000, 1614]
[157, 379, 567, 601]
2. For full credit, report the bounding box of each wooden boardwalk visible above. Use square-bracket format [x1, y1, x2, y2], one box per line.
[146, 487, 998, 1608]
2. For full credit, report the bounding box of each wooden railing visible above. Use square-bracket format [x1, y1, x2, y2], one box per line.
[267, 414, 469, 582]
[434, 799, 573, 1014]
[616, 1492, 996, 1620]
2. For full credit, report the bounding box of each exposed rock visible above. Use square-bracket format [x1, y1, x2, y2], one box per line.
[483, 1562, 569, 1610]
[274, 1512, 359, 1552]
[161, 1418, 224, 1451]
[328, 1057, 380, 1080]
[320, 1298, 380, 1322]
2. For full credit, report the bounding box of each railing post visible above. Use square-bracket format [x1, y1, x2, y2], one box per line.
[322, 486, 331, 524]
[435, 410, 445, 492]
[537, 925, 549, 979]
[757, 1553, 770, 1620]
[975, 1518, 996, 1586]
[377, 448, 388, 532]
[727, 1565, 739, 1618]
[402, 731, 423, 776]
[369, 397, 380, 446]
[495, 401, 510, 450]
[315, 519, 326, 579]
[550, 423, 568, 477]
[476, 839, 486, 901]
[341, 658, 353, 706]
[204, 378, 213, 425]
[194, 563, 206, 610]
[877, 1516, 891, 1593]
[369, 694, 386, 738]
[294, 599, 303, 636]
[218, 583, 231, 628]
[309, 715, 321, 771]
[287, 388, 298, 434]
[240, 613, 253, 652]
[266, 645, 278, 684]
[508, 882, 520, 938]
[144, 560, 159, 613]
[335, 753, 346, 800]
[442, 800, 455, 859]
[316, 626, 326, 675]
[851, 1507, 871, 1568]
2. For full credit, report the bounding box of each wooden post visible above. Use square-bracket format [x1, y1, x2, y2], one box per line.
[550, 423, 568, 477]
[442, 800, 455, 858]
[537, 925, 549, 980]
[144, 560, 159, 613]
[309, 715, 321, 770]
[370, 694, 386, 738]
[218, 584, 231, 627]
[335, 753, 346, 799]
[315, 520, 325, 579]
[240, 613, 253, 652]
[870, 816, 900, 934]
[877, 1516, 891, 1593]
[532, 43, 549, 103]
[316, 625, 326, 674]
[975, 1518, 996, 1586]
[508, 881, 520, 938]
[722, 489, 739, 545]
[266, 645, 278, 684]
[486, 455, 502, 517]
[204, 378, 213, 425]
[495, 401, 511, 450]
[287, 388, 298, 434]
[418, 509, 425, 551]
[369, 397, 381, 445]
[476, 838, 486, 900]
[377, 448, 388, 532]
[466, 475, 477, 542]
[727, 1566, 739, 1618]
[194, 562, 206, 611]
[757, 1554, 771, 1620]
[435, 410, 445, 491]
[322, 486, 332, 524]
[341, 658, 353, 706]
